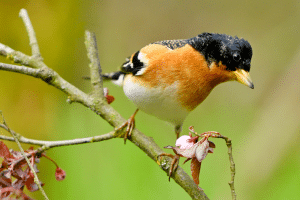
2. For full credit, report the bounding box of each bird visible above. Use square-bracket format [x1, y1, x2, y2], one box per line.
[103, 32, 254, 142]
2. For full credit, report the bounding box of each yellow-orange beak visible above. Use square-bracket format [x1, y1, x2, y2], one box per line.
[234, 69, 254, 89]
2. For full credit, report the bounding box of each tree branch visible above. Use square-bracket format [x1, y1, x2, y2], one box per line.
[0, 62, 42, 76]
[0, 9, 210, 199]
[19, 8, 42, 59]
[85, 31, 104, 100]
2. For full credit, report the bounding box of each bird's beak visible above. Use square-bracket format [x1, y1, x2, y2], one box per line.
[234, 69, 254, 89]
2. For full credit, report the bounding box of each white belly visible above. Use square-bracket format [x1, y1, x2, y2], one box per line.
[123, 76, 189, 126]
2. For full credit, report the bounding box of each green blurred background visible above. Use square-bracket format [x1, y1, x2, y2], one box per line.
[0, 0, 299, 199]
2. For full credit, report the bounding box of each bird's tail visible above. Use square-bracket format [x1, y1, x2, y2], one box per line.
[103, 71, 126, 86]
[83, 71, 125, 86]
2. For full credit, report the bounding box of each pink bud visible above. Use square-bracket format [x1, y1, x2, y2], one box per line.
[55, 167, 66, 181]
[176, 135, 195, 149]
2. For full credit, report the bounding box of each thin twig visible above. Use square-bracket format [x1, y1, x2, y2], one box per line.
[217, 135, 237, 200]
[19, 8, 42, 59]
[0, 112, 49, 200]
[0, 123, 116, 148]
[0, 43, 14, 55]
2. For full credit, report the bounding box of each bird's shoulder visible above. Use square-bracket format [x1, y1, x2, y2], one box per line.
[121, 39, 193, 76]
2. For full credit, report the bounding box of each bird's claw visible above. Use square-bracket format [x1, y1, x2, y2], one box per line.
[115, 109, 139, 144]
[157, 153, 180, 181]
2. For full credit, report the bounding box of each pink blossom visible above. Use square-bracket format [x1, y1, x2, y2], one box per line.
[165, 132, 217, 185]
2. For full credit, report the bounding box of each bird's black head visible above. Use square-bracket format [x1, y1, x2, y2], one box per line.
[189, 32, 253, 72]
[188, 33, 254, 89]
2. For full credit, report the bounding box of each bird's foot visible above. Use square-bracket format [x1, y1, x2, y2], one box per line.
[157, 152, 181, 181]
[115, 109, 139, 144]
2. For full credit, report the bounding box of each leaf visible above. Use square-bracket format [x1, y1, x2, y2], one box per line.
[208, 140, 215, 148]
[0, 173, 12, 189]
[0, 187, 34, 200]
[195, 139, 210, 162]
[25, 172, 39, 192]
[12, 178, 26, 190]
[191, 157, 201, 185]
[171, 143, 198, 158]
[0, 142, 12, 159]
[25, 172, 38, 192]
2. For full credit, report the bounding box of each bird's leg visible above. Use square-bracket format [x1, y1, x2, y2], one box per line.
[175, 125, 182, 139]
[115, 109, 139, 144]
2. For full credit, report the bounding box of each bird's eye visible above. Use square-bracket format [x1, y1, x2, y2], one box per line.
[233, 53, 241, 62]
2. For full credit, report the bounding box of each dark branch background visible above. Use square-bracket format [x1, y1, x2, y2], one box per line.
[0, 0, 300, 199]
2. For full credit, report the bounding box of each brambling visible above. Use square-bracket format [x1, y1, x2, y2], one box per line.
[103, 32, 253, 142]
